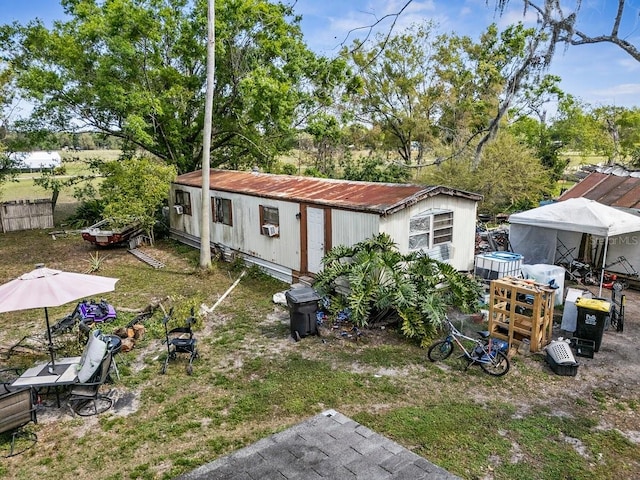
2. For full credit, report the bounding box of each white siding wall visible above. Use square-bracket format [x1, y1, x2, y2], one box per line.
[170, 184, 478, 274]
[209, 192, 301, 271]
[380, 196, 477, 271]
[170, 185, 302, 271]
[331, 210, 380, 248]
[170, 185, 202, 239]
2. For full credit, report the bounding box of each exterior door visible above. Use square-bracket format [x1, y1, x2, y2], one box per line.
[306, 207, 325, 274]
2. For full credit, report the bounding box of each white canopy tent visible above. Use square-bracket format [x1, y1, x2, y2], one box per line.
[509, 198, 640, 296]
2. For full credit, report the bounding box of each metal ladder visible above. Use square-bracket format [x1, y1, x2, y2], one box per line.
[128, 248, 165, 269]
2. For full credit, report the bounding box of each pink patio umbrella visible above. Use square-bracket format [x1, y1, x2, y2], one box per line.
[0, 264, 118, 373]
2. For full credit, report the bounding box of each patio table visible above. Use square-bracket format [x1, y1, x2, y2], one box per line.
[11, 357, 81, 407]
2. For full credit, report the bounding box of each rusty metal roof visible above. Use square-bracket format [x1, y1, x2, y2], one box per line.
[174, 170, 482, 215]
[559, 172, 640, 210]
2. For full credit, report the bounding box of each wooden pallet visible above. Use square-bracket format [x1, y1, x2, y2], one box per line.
[128, 248, 165, 269]
[488, 277, 555, 353]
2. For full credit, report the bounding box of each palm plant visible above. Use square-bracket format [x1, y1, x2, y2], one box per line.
[316, 234, 483, 346]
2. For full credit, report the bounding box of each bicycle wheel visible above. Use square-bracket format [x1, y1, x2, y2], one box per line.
[480, 350, 510, 376]
[427, 340, 454, 362]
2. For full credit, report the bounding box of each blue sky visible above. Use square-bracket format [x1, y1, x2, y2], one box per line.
[3, 0, 640, 112]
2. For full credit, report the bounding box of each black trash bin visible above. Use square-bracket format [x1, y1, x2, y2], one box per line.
[285, 287, 320, 341]
[575, 297, 611, 352]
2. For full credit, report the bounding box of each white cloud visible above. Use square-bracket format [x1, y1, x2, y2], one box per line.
[617, 57, 640, 72]
[495, 6, 539, 29]
[591, 83, 640, 97]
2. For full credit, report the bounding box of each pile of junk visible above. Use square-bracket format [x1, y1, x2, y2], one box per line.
[50, 299, 117, 336]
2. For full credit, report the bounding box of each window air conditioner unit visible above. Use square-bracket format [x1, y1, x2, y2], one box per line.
[174, 205, 184, 215]
[262, 224, 279, 237]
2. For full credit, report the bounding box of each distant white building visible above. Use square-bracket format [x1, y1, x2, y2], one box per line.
[9, 151, 62, 169]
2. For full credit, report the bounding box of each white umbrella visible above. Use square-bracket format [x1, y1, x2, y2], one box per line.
[0, 265, 119, 372]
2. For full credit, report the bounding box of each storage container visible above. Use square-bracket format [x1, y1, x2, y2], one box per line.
[546, 339, 579, 376]
[560, 288, 591, 332]
[520, 264, 565, 305]
[575, 297, 611, 352]
[474, 252, 523, 280]
[571, 337, 595, 359]
[285, 287, 320, 341]
[546, 352, 579, 376]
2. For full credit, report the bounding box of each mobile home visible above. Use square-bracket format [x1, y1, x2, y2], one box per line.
[169, 170, 482, 283]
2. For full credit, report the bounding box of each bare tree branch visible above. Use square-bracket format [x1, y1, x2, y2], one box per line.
[499, 1, 640, 62]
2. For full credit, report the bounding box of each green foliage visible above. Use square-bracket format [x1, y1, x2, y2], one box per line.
[0, 67, 19, 191]
[340, 154, 410, 183]
[98, 156, 177, 241]
[551, 96, 612, 157]
[509, 115, 566, 181]
[422, 131, 552, 214]
[346, 21, 552, 167]
[66, 199, 106, 228]
[305, 112, 343, 176]
[280, 163, 298, 175]
[84, 251, 107, 273]
[346, 22, 443, 165]
[631, 147, 640, 168]
[315, 233, 483, 346]
[302, 166, 327, 178]
[1, 0, 352, 173]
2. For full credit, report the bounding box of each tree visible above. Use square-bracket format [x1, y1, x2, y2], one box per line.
[615, 108, 640, 160]
[0, 64, 19, 193]
[98, 156, 177, 242]
[495, 1, 640, 63]
[346, 22, 443, 165]
[509, 115, 566, 181]
[0, 0, 352, 173]
[422, 131, 552, 214]
[340, 154, 409, 183]
[305, 113, 343, 176]
[346, 22, 553, 168]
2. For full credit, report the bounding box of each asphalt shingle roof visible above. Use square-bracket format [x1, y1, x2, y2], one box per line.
[175, 410, 461, 480]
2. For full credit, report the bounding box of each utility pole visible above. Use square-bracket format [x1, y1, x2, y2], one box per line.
[199, 0, 215, 268]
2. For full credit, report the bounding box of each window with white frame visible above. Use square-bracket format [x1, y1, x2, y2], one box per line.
[212, 197, 233, 226]
[409, 209, 453, 251]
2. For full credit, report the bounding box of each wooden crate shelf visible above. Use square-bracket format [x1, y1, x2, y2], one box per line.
[488, 276, 555, 353]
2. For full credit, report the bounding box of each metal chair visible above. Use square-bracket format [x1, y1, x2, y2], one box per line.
[0, 367, 23, 395]
[0, 387, 37, 457]
[556, 237, 576, 265]
[67, 349, 114, 416]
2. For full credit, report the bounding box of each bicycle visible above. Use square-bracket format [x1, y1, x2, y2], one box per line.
[427, 316, 510, 376]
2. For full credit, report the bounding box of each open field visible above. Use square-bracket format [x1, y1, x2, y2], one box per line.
[0, 228, 639, 480]
[0, 149, 120, 204]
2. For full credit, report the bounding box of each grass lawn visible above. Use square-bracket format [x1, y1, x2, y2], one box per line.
[0, 149, 120, 204]
[0, 228, 638, 480]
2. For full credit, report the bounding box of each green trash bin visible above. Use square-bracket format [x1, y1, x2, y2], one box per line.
[285, 287, 320, 341]
[575, 297, 611, 353]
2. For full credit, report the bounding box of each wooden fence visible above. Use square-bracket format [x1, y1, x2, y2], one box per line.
[0, 199, 54, 233]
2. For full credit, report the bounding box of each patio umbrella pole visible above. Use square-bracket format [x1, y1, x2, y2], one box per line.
[45, 307, 57, 374]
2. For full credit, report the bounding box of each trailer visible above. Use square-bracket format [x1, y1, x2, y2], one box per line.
[81, 218, 144, 247]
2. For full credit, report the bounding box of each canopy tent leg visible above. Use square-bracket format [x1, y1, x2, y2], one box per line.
[598, 236, 609, 298]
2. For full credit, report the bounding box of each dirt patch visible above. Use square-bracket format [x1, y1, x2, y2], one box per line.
[481, 283, 640, 439]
